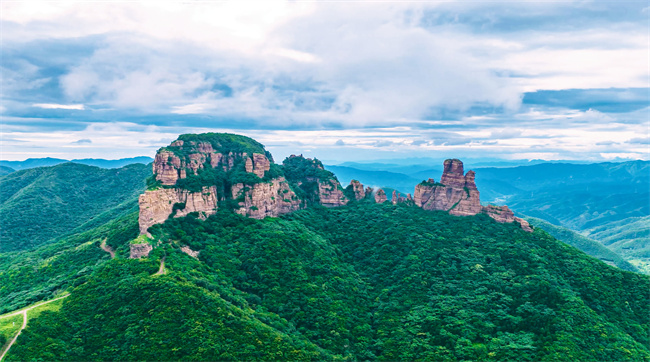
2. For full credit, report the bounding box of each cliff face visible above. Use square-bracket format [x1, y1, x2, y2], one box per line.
[318, 179, 348, 207]
[414, 159, 482, 216]
[349, 180, 366, 200]
[231, 177, 301, 219]
[138, 186, 218, 235]
[414, 159, 531, 231]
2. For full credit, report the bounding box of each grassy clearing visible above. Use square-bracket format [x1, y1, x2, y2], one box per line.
[27, 297, 65, 321]
[0, 314, 23, 358]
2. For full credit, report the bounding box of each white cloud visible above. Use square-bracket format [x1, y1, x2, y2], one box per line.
[33, 103, 85, 110]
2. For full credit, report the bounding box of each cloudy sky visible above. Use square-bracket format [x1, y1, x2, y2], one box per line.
[1, 1, 648, 162]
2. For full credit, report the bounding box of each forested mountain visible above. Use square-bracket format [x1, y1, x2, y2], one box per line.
[324, 160, 650, 273]
[525, 216, 637, 272]
[0, 166, 14, 176]
[6, 203, 650, 361]
[1, 133, 648, 361]
[0, 163, 151, 252]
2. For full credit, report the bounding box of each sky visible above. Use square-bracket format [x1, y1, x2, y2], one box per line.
[1, 1, 648, 163]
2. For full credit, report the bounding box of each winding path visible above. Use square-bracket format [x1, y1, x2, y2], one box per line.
[0, 294, 69, 361]
[100, 239, 115, 259]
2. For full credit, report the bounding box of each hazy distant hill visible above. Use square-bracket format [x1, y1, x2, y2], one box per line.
[324, 165, 421, 192]
[0, 163, 151, 252]
[0, 166, 14, 176]
[0, 156, 153, 170]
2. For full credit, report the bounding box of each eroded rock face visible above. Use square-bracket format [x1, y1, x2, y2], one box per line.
[350, 180, 365, 200]
[130, 243, 153, 259]
[482, 205, 533, 232]
[138, 186, 218, 235]
[414, 159, 531, 231]
[414, 160, 482, 216]
[319, 179, 348, 207]
[232, 177, 302, 218]
[152, 138, 274, 187]
[375, 189, 387, 203]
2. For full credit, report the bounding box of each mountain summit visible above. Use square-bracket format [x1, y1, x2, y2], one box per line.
[136, 133, 530, 258]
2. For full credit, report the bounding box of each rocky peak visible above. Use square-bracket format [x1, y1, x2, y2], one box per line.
[282, 154, 348, 207]
[414, 159, 530, 231]
[375, 189, 387, 203]
[349, 180, 366, 200]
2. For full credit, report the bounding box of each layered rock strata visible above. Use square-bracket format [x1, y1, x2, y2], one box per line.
[139, 186, 218, 235]
[318, 179, 348, 207]
[232, 177, 302, 219]
[153, 140, 271, 186]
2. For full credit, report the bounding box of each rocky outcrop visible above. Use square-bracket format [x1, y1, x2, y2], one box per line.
[232, 177, 302, 218]
[138, 186, 218, 235]
[391, 190, 398, 204]
[415, 159, 531, 231]
[181, 245, 200, 259]
[482, 205, 533, 232]
[152, 138, 273, 187]
[375, 189, 387, 203]
[414, 159, 482, 216]
[130, 243, 153, 259]
[319, 179, 348, 207]
[350, 180, 366, 200]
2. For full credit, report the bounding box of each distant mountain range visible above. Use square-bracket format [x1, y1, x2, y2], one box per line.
[0, 156, 153, 171]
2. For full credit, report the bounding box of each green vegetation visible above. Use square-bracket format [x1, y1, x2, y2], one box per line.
[526, 216, 637, 272]
[169, 133, 272, 161]
[0, 162, 150, 252]
[281, 155, 339, 204]
[282, 155, 335, 183]
[8, 202, 649, 361]
[0, 314, 22, 354]
[0, 211, 139, 314]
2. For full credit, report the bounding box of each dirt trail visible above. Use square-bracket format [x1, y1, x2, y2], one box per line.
[0, 294, 69, 361]
[156, 257, 166, 275]
[100, 238, 115, 258]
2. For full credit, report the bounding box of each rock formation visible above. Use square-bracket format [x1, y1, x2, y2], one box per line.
[139, 134, 533, 243]
[232, 177, 301, 219]
[130, 243, 153, 259]
[318, 179, 348, 207]
[375, 189, 387, 203]
[349, 180, 366, 200]
[482, 205, 533, 232]
[414, 159, 482, 216]
[138, 186, 218, 235]
[181, 245, 200, 259]
[414, 159, 531, 232]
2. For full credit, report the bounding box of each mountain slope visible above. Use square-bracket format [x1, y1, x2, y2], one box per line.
[0, 163, 151, 252]
[0, 166, 14, 176]
[525, 216, 637, 272]
[7, 202, 649, 361]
